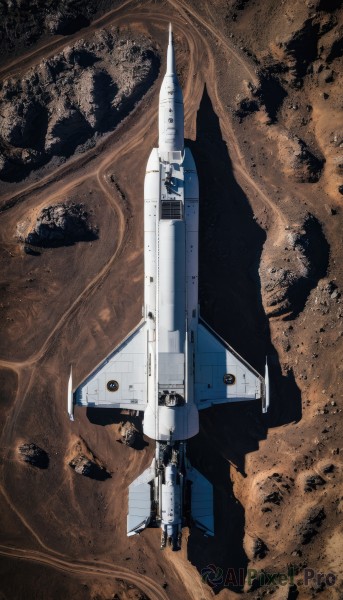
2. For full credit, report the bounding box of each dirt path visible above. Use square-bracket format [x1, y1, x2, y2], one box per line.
[0, 545, 169, 600]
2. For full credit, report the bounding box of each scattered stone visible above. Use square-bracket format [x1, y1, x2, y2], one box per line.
[19, 443, 49, 468]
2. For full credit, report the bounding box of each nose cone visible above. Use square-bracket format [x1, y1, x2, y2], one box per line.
[159, 24, 184, 154]
[167, 23, 175, 74]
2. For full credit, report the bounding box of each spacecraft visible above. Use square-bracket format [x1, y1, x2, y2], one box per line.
[68, 24, 269, 550]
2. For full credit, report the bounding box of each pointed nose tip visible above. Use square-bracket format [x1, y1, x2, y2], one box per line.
[169, 22, 172, 42]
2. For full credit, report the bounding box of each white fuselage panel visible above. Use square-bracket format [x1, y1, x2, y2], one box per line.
[143, 148, 199, 441]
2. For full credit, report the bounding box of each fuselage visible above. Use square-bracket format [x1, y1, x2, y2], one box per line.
[143, 25, 199, 443]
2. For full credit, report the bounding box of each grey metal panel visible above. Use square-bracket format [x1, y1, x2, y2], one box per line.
[127, 482, 151, 534]
[194, 320, 263, 409]
[187, 464, 214, 536]
[158, 352, 184, 385]
[127, 460, 155, 536]
[75, 321, 148, 409]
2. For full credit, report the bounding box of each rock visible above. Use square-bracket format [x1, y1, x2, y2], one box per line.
[253, 537, 269, 559]
[234, 97, 259, 121]
[277, 17, 324, 81]
[263, 490, 283, 505]
[45, 12, 90, 35]
[301, 526, 318, 544]
[259, 473, 294, 511]
[69, 454, 111, 481]
[304, 474, 326, 491]
[23, 246, 41, 256]
[322, 463, 335, 473]
[18, 202, 98, 247]
[298, 507, 326, 544]
[19, 443, 49, 468]
[260, 214, 329, 319]
[309, 507, 326, 526]
[331, 289, 340, 299]
[277, 132, 324, 183]
[120, 422, 139, 447]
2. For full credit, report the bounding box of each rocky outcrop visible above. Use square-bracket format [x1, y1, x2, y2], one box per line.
[259, 472, 294, 512]
[277, 132, 324, 182]
[119, 420, 147, 450]
[45, 10, 90, 36]
[260, 214, 330, 319]
[17, 202, 98, 247]
[18, 443, 49, 468]
[68, 436, 111, 481]
[0, 28, 159, 182]
[0, 0, 107, 55]
[120, 422, 139, 447]
[298, 507, 326, 544]
[252, 537, 269, 559]
[304, 474, 326, 491]
[310, 279, 341, 316]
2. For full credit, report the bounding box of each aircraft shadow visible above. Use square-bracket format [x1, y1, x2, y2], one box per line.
[186, 86, 302, 593]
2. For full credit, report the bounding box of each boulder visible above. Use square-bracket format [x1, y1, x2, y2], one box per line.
[19, 202, 98, 247]
[19, 443, 49, 468]
[304, 474, 326, 491]
[69, 454, 111, 481]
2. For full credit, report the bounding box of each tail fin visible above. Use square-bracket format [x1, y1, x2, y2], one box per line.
[186, 462, 214, 536]
[67, 367, 74, 421]
[262, 358, 270, 414]
[127, 459, 155, 536]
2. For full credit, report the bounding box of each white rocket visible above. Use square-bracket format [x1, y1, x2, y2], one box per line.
[70, 25, 269, 550]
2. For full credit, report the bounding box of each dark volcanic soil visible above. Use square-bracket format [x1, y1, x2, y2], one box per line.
[0, 1, 342, 600]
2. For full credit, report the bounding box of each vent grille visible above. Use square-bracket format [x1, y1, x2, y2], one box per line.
[161, 200, 182, 219]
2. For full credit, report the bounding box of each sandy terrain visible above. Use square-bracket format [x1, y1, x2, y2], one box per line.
[0, 1, 342, 599]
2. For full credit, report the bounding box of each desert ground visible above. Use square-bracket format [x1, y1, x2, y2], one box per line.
[0, 0, 342, 599]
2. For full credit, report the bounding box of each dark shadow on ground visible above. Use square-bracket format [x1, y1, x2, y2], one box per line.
[186, 86, 302, 592]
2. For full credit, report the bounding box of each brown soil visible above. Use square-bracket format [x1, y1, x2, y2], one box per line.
[0, 1, 342, 599]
